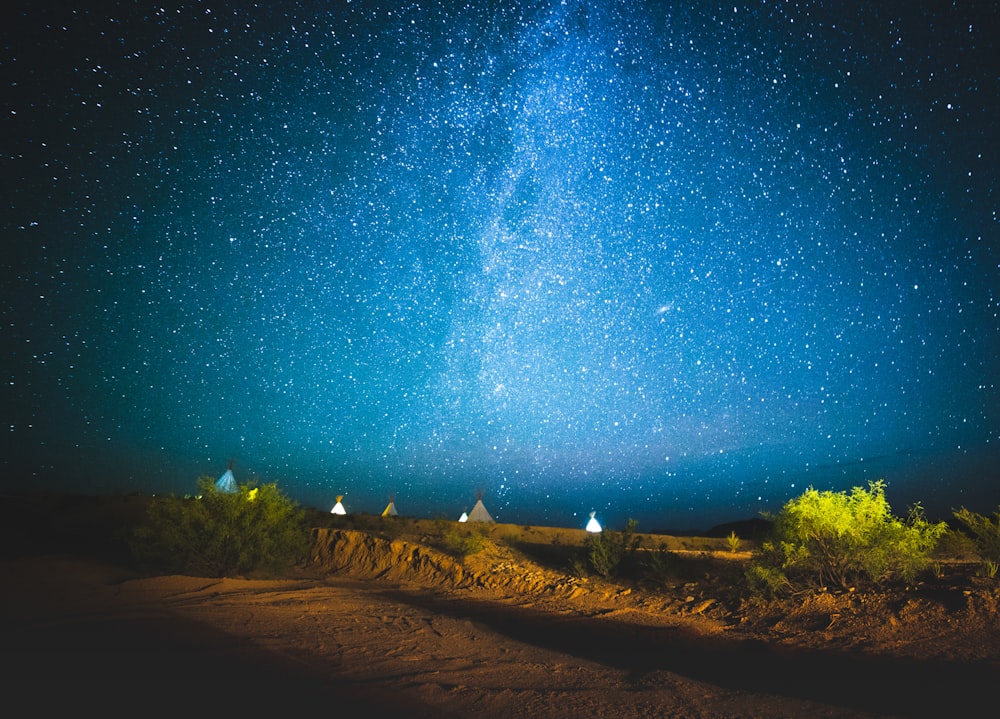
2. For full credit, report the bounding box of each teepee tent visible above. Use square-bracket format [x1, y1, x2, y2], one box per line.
[458, 510, 469, 523]
[585, 511, 602, 533]
[330, 495, 347, 515]
[381, 496, 398, 517]
[215, 464, 237, 494]
[467, 496, 494, 523]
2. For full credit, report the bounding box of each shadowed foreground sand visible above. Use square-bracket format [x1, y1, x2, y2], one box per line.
[2, 553, 996, 718]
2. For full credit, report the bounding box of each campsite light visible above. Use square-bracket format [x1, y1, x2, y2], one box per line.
[331, 495, 347, 515]
[586, 512, 602, 533]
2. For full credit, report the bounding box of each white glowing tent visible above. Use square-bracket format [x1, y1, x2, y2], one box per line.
[381, 497, 398, 517]
[467, 497, 495, 523]
[458, 510, 469, 522]
[330, 495, 347, 515]
[585, 511, 602, 533]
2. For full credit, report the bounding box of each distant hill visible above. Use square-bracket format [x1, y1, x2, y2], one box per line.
[703, 517, 773, 540]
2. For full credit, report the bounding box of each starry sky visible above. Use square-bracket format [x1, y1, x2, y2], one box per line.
[3, 0, 998, 531]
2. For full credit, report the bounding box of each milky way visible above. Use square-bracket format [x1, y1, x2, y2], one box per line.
[3, 1, 998, 530]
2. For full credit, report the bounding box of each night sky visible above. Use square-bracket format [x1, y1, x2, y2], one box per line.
[3, 1, 998, 531]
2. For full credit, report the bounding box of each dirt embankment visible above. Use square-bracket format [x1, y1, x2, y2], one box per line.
[309, 528, 593, 600]
[308, 525, 1000, 666]
[310, 528, 468, 585]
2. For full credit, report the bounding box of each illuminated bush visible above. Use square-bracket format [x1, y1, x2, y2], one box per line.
[443, 524, 488, 557]
[129, 476, 310, 577]
[726, 530, 742, 553]
[747, 480, 946, 595]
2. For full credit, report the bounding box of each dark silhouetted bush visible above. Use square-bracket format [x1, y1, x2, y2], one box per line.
[129, 476, 310, 577]
[952, 506, 1000, 577]
[584, 518, 641, 578]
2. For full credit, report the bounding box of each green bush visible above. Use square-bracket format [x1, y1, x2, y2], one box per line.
[744, 562, 793, 598]
[933, 526, 979, 561]
[726, 530, 742, 553]
[443, 525, 488, 557]
[747, 480, 947, 595]
[129, 476, 311, 577]
[952, 506, 1000, 564]
[584, 518, 641, 578]
[642, 541, 688, 584]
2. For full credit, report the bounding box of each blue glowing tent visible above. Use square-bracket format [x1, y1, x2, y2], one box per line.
[215, 468, 237, 493]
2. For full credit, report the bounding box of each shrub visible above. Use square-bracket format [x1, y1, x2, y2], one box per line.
[129, 476, 311, 577]
[933, 526, 979, 561]
[982, 560, 999, 580]
[747, 480, 947, 594]
[584, 518, 641, 578]
[443, 525, 488, 557]
[726, 531, 742, 553]
[643, 541, 685, 583]
[744, 562, 793, 598]
[951, 506, 1000, 564]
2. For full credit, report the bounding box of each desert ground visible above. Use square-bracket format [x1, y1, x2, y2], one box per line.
[1, 493, 997, 717]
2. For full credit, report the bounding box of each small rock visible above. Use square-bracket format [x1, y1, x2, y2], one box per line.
[691, 599, 715, 615]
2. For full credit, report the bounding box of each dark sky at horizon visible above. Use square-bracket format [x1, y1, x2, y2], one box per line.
[2, 0, 998, 531]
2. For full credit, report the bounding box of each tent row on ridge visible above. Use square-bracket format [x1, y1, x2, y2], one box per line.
[328, 494, 604, 532]
[215, 468, 602, 532]
[329, 494, 497, 523]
